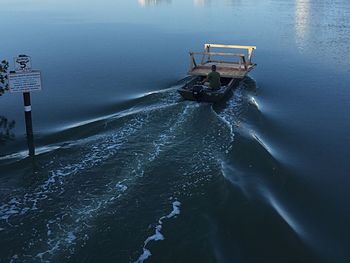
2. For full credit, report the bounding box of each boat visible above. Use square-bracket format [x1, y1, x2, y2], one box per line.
[178, 43, 257, 102]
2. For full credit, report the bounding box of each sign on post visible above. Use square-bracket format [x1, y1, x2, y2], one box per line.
[15, 56, 32, 72]
[8, 54, 42, 156]
[9, 55, 42, 93]
[8, 71, 42, 93]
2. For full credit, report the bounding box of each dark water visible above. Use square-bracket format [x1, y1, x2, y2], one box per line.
[1, 0, 350, 262]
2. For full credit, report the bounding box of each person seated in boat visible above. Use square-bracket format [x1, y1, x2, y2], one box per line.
[201, 65, 221, 90]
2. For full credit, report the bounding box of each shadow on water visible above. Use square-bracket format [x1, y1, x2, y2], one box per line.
[0, 116, 15, 146]
[0, 114, 37, 160]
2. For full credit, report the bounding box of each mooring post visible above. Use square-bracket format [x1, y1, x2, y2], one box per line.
[23, 91, 35, 156]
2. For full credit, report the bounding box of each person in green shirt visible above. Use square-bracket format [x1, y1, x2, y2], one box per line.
[202, 65, 221, 90]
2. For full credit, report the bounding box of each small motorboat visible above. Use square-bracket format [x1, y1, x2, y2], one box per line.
[178, 43, 257, 102]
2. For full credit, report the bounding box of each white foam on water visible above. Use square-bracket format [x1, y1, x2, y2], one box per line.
[135, 201, 181, 263]
[145, 225, 164, 244]
[115, 181, 128, 192]
[65, 231, 76, 243]
[248, 95, 260, 109]
[148, 104, 194, 162]
[138, 248, 152, 262]
[214, 88, 245, 150]
[166, 201, 181, 219]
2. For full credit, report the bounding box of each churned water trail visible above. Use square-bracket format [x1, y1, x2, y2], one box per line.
[0, 89, 207, 262]
[2, 74, 294, 263]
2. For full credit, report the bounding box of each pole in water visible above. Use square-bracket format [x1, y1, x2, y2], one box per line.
[23, 92, 35, 156]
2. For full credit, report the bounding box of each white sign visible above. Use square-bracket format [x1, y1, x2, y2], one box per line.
[14, 56, 32, 72]
[8, 71, 42, 93]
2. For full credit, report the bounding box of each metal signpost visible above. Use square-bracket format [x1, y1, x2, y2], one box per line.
[8, 55, 42, 156]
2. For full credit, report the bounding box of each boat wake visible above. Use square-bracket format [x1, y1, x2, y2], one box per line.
[0, 78, 302, 262]
[0, 88, 206, 262]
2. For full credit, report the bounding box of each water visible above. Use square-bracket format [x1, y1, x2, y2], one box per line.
[1, 0, 350, 262]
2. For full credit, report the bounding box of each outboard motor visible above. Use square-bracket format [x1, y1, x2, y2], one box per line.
[192, 85, 204, 101]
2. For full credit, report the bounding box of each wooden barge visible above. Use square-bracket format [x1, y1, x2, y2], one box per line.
[178, 44, 257, 102]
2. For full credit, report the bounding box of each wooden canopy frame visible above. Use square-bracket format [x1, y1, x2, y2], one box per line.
[189, 43, 257, 78]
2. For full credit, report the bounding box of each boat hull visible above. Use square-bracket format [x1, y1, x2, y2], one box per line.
[177, 76, 240, 103]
